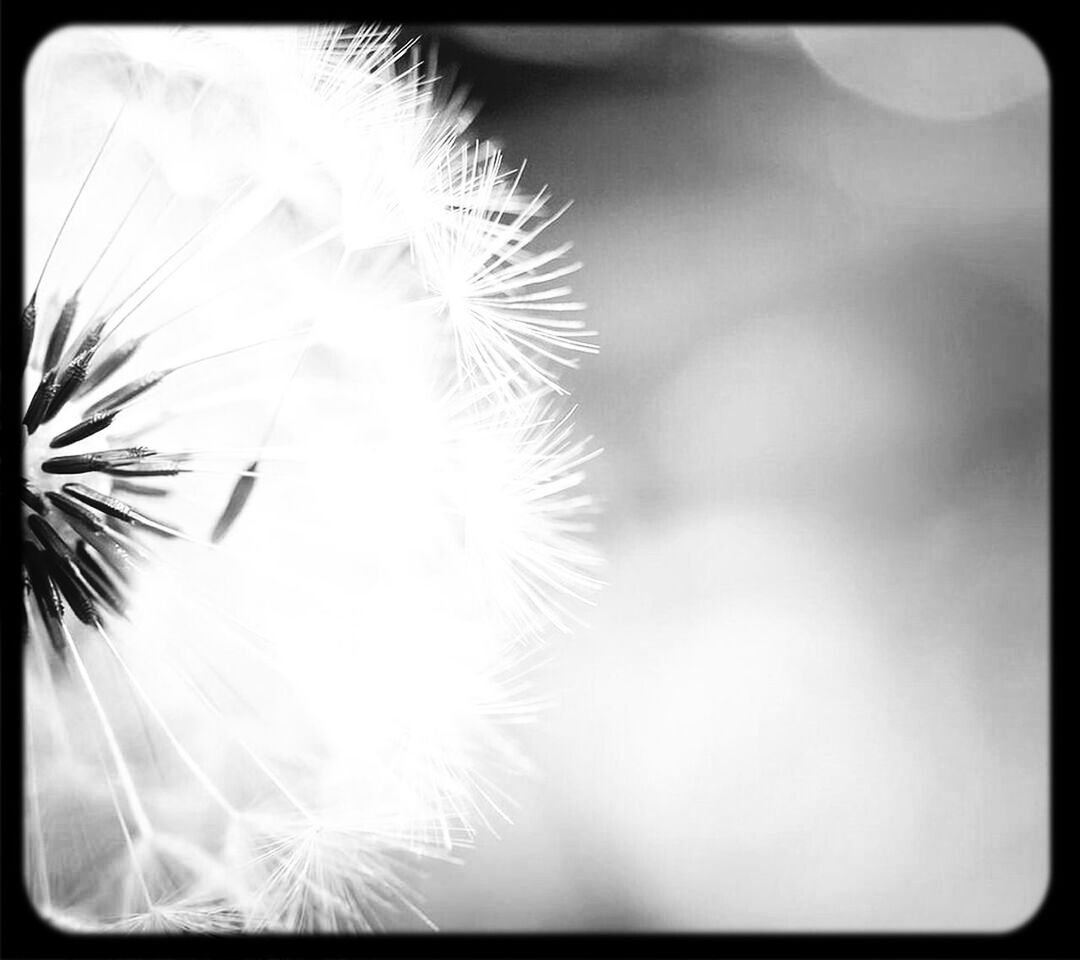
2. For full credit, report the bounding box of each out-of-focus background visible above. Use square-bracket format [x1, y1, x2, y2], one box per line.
[408, 25, 1049, 931]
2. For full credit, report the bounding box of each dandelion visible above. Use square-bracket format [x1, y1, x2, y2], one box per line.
[21, 24, 599, 932]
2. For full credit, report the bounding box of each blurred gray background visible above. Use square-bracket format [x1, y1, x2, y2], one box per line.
[407, 25, 1049, 931]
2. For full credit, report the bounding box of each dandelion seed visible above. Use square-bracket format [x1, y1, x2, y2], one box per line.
[22, 23, 600, 932]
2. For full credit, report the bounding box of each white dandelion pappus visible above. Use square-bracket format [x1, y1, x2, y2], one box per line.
[415, 142, 599, 394]
[437, 390, 605, 637]
[21, 24, 600, 932]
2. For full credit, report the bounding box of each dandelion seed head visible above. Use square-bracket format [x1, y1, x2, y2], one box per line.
[22, 23, 599, 932]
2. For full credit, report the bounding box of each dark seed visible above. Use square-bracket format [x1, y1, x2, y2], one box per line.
[23, 369, 58, 435]
[27, 515, 99, 625]
[74, 541, 126, 616]
[77, 334, 147, 397]
[70, 315, 107, 360]
[59, 513, 140, 583]
[84, 369, 167, 419]
[20, 480, 47, 514]
[63, 481, 181, 537]
[48, 411, 117, 449]
[24, 541, 63, 619]
[40, 452, 102, 475]
[22, 297, 37, 372]
[46, 489, 107, 528]
[43, 351, 92, 424]
[61, 482, 136, 524]
[43, 292, 80, 372]
[41, 446, 157, 475]
[24, 540, 67, 654]
[211, 462, 259, 543]
[104, 461, 182, 478]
